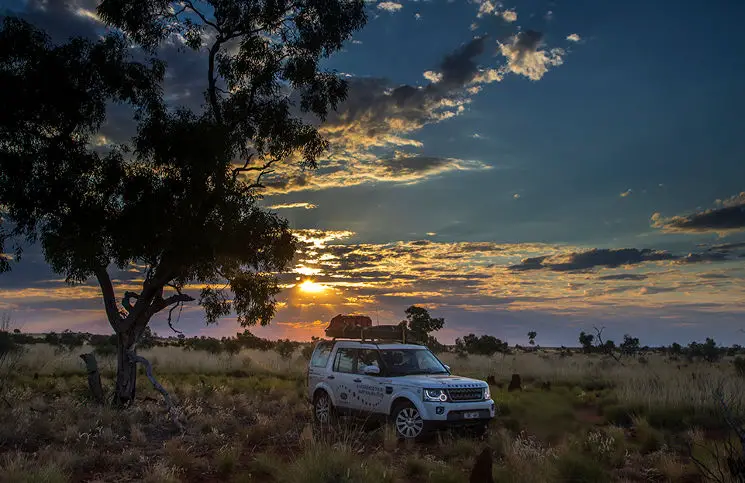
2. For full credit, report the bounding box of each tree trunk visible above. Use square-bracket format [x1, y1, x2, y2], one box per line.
[114, 331, 137, 406]
[80, 353, 105, 404]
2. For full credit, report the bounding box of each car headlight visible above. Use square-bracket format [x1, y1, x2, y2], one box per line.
[423, 389, 448, 402]
[484, 385, 491, 400]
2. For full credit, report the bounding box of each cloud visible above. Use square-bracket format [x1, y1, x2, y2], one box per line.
[475, 0, 496, 18]
[423, 71, 443, 83]
[267, 202, 318, 210]
[510, 248, 679, 272]
[708, 241, 745, 252]
[599, 274, 648, 281]
[497, 30, 565, 81]
[377, 2, 403, 13]
[651, 192, 745, 234]
[501, 10, 517, 22]
[566, 33, 581, 42]
[379, 154, 490, 180]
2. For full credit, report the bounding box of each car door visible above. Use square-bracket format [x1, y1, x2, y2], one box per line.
[330, 347, 359, 413]
[353, 349, 390, 416]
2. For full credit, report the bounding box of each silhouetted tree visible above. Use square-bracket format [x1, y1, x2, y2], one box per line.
[619, 334, 640, 358]
[402, 306, 445, 350]
[670, 342, 683, 355]
[456, 333, 509, 356]
[0, 1, 366, 406]
[578, 331, 594, 353]
[527, 331, 537, 346]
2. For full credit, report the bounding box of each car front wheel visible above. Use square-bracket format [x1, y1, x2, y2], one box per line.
[392, 402, 426, 440]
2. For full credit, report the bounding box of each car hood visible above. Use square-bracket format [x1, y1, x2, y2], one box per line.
[394, 374, 487, 389]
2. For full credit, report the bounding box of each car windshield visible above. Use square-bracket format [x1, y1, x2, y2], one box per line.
[379, 349, 448, 376]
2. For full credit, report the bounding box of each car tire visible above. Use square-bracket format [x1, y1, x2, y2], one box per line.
[391, 401, 427, 441]
[312, 391, 335, 426]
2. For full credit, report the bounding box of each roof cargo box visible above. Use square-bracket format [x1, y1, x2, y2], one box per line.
[324, 314, 420, 342]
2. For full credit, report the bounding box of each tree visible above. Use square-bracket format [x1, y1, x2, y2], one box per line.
[578, 331, 594, 353]
[0, 1, 366, 405]
[619, 334, 640, 358]
[274, 339, 299, 362]
[402, 306, 445, 350]
[456, 333, 509, 356]
[527, 331, 537, 346]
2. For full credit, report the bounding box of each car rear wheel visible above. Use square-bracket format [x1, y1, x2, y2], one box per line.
[313, 391, 335, 425]
[392, 402, 425, 440]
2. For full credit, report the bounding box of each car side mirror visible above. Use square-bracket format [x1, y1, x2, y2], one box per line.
[363, 366, 380, 376]
[444, 365, 451, 372]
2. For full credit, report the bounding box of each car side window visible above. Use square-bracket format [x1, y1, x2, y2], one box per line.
[355, 349, 382, 375]
[310, 342, 333, 368]
[333, 348, 356, 373]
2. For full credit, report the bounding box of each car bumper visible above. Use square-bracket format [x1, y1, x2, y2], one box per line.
[419, 399, 496, 423]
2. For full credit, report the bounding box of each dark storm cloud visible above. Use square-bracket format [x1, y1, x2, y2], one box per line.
[652, 193, 745, 234]
[507, 248, 727, 272]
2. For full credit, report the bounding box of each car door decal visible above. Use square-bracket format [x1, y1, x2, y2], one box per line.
[355, 381, 384, 408]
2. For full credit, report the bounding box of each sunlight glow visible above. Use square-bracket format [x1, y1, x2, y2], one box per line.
[298, 280, 327, 293]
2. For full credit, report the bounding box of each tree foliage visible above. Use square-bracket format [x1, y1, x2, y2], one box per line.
[0, 1, 366, 403]
[619, 334, 640, 358]
[402, 305, 444, 346]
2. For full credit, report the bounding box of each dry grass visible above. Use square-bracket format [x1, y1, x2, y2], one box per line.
[438, 351, 744, 413]
[1, 345, 738, 481]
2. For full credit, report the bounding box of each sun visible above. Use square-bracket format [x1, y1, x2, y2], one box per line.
[298, 280, 327, 293]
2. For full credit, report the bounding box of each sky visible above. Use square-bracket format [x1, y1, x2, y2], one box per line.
[1, 0, 745, 347]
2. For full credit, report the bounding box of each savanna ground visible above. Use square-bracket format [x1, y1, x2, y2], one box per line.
[1, 343, 743, 482]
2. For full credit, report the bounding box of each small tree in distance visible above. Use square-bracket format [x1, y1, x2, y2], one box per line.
[0, 1, 367, 405]
[527, 331, 537, 346]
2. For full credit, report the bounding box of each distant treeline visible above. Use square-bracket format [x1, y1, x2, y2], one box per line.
[3, 327, 744, 365]
[4, 328, 305, 359]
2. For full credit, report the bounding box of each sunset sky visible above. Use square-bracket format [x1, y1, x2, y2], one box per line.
[1, 0, 744, 346]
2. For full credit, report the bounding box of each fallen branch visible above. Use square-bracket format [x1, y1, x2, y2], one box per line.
[128, 352, 185, 431]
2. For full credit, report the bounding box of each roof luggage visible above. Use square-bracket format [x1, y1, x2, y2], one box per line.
[324, 314, 420, 342]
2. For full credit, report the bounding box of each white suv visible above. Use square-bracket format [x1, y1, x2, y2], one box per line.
[306, 339, 495, 440]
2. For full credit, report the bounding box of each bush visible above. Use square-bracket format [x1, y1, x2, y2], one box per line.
[734, 356, 745, 377]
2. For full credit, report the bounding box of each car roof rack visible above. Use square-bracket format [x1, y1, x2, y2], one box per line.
[325, 324, 422, 344]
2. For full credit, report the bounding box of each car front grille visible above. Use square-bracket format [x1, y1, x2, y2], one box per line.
[447, 388, 483, 402]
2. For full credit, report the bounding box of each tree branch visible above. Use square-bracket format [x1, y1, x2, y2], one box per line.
[94, 266, 123, 331]
[152, 293, 195, 315]
[183, 0, 220, 31]
[129, 352, 184, 431]
[122, 291, 139, 314]
[593, 325, 622, 363]
[207, 37, 224, 123]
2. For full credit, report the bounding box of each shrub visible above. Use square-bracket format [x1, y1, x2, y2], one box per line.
[734, 356, 745, 377]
